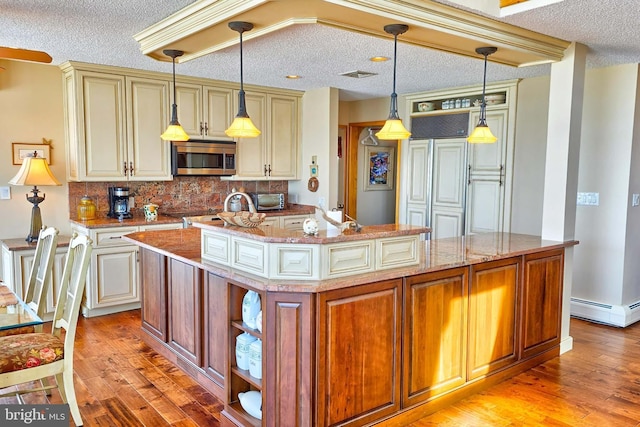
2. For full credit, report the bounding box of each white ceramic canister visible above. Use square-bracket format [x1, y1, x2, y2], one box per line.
[255, 310, 262, 333]
[242, 290, 261, 329]
[236, 332, 257, 370]
[249, 339, 262, 379]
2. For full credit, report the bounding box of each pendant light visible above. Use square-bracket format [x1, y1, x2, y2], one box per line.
[467, 47, 498, 144]
[161, 49, 189, 141]
[376, 24, 411, 141]
[225, 21, 261, 138]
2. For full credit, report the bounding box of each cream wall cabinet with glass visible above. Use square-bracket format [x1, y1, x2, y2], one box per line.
[175, 82, 234, 140]
[1, 239, 69, 321]
[61, 62, 173, 182]
[234, 91, 300, 180]
[71, 222, 182, 317]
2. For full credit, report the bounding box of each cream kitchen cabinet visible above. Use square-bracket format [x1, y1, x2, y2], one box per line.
[71, 222, 182, 317]
[175, 82, 234, 140]
[1, 237, 70, 321]
[259, 214, 311, 230]
[234, 91, 300, 180]
[61, 62, 172, 182]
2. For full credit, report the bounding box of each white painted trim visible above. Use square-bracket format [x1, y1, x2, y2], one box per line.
[570, 297, 640, 327]
[559, 335, 573, 355]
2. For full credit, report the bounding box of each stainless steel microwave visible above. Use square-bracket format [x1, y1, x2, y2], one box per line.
[171, 141, 236, 176]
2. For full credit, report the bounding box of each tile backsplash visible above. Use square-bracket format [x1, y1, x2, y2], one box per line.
[68, 177, 288, 217]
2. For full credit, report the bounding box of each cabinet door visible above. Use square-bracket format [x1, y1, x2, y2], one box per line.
[466, 177, 504, 234]
[468, 109, 507, 175]
[203, 86, 233, 139]
[79, 72, 127, 180]
[168, 258, 202, 366]
[404, 268, 468, 406]
[468, 257, 519, 380]
[317, 279, 401, 426]
[520, 250, 563, 359]
[430, 138, 466, 239]
[126, 76, 172, 180]
[176, 82, 204, 138]
[89, 246, 139, 309]
[139, 248, 167, 342]
[235, 91, 267, 178]
[267, 94, 299, 179]
[203, 272, 227, 387]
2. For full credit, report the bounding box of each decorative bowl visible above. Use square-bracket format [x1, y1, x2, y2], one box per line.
[218, 192, 266, 227]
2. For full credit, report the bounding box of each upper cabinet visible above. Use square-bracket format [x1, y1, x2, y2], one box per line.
[61, 62, 172, 182]
[234, 91, 300, 180]
[61, 62, 303, 182]
[175, 82, 234, 141]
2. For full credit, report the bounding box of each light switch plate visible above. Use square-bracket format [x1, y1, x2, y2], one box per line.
[0, 186, 10, 200]
[633, 194, 640, 207]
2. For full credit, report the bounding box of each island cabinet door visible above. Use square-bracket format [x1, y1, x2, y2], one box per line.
[520, 249, 564, 360]
[316, 278, 402, 427]
[203, 272, 228, 388]
[403, 267, 468, 407]
[167, 258, 203, 367]
[139, 248, 167, 342]
[468, 257, 520, 380]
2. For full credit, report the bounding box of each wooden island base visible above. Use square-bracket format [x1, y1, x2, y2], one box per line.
[125, 228, 576, 427]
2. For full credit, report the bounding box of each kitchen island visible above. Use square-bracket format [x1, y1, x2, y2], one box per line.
[123, 225, 576, 427]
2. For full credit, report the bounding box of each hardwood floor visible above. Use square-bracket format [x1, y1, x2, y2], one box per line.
[2, 311, 640, 426]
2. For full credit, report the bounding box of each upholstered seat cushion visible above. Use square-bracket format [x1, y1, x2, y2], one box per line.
[0, 333, 63, 373]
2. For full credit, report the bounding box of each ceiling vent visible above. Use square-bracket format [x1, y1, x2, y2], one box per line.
[339, 70, 377, 78]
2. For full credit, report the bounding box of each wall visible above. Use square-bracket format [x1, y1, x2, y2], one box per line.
[572, 64, 638, 308]
[509, 75, 550, 235]
[0, 60, 70, 241]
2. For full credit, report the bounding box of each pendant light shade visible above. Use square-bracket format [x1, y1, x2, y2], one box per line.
[468, 47, 498, 144]
[225, 21, 261, 138]
[161, 49, 189, 141]
[376, 24, 411, 141]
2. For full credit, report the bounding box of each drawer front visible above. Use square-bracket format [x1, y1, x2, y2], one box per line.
[232, 237, 268, 277]
[139, 223, 182, 231]
[260, 217, 280, 228]
[201, 231, 230, 265]
[323, 241, 374, 278]
[280, 215, 309, 230]
[376, 236, 420, 270]
[270, 244, 319, 279]
[92, 227, 139, 247]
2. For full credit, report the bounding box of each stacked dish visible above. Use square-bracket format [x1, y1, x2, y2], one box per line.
[484, 93, 506, 105]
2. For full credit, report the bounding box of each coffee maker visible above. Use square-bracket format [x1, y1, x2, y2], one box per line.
[107, 187, 132, 219]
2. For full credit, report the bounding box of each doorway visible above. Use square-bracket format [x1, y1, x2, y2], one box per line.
[342, 121, 398, 226]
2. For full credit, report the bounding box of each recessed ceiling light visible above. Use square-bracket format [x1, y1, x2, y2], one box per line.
[370, 56, 389, 62]
[286, 74, 301, 79]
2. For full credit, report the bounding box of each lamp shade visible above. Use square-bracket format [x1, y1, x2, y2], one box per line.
[467, 121, 498, 143]
[9, 155, 61, 186]
[161, 121, 190, 141]
[225, 116, 261, 138]
[376, 119, 411, 140]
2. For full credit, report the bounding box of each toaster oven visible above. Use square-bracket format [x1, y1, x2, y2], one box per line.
[250, 193, 285, 211]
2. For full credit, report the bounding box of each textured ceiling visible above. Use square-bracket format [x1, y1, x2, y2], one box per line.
[1, 0, 639, 101]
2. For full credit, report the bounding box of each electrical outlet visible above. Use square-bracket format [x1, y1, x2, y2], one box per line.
[577, 192, 599, 206]
[0, 186, 10, 200]
[633, 194, 640, 207]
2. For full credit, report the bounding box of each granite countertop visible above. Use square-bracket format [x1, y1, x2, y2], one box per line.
[193, 221, 430, 243]
[1, 235, 73, 252]
[122, 229, 578, 293]
[68, 204, 316, 229]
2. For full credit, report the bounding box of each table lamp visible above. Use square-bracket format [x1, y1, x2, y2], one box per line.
[9, 151, 61, 242]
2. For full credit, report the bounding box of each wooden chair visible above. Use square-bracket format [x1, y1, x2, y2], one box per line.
[0, 225, 59, 336]
[0, 232, 92, 426]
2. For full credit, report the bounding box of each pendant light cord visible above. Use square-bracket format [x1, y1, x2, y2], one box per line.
[239, 29, 244, 92]
[480, 52, 488, 122]
[389, 31, 399, 119]
[171, 56, 177, 113]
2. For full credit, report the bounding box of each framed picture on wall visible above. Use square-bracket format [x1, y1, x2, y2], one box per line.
[12, 143, 51, 165]
[364, 145, 395, 191]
